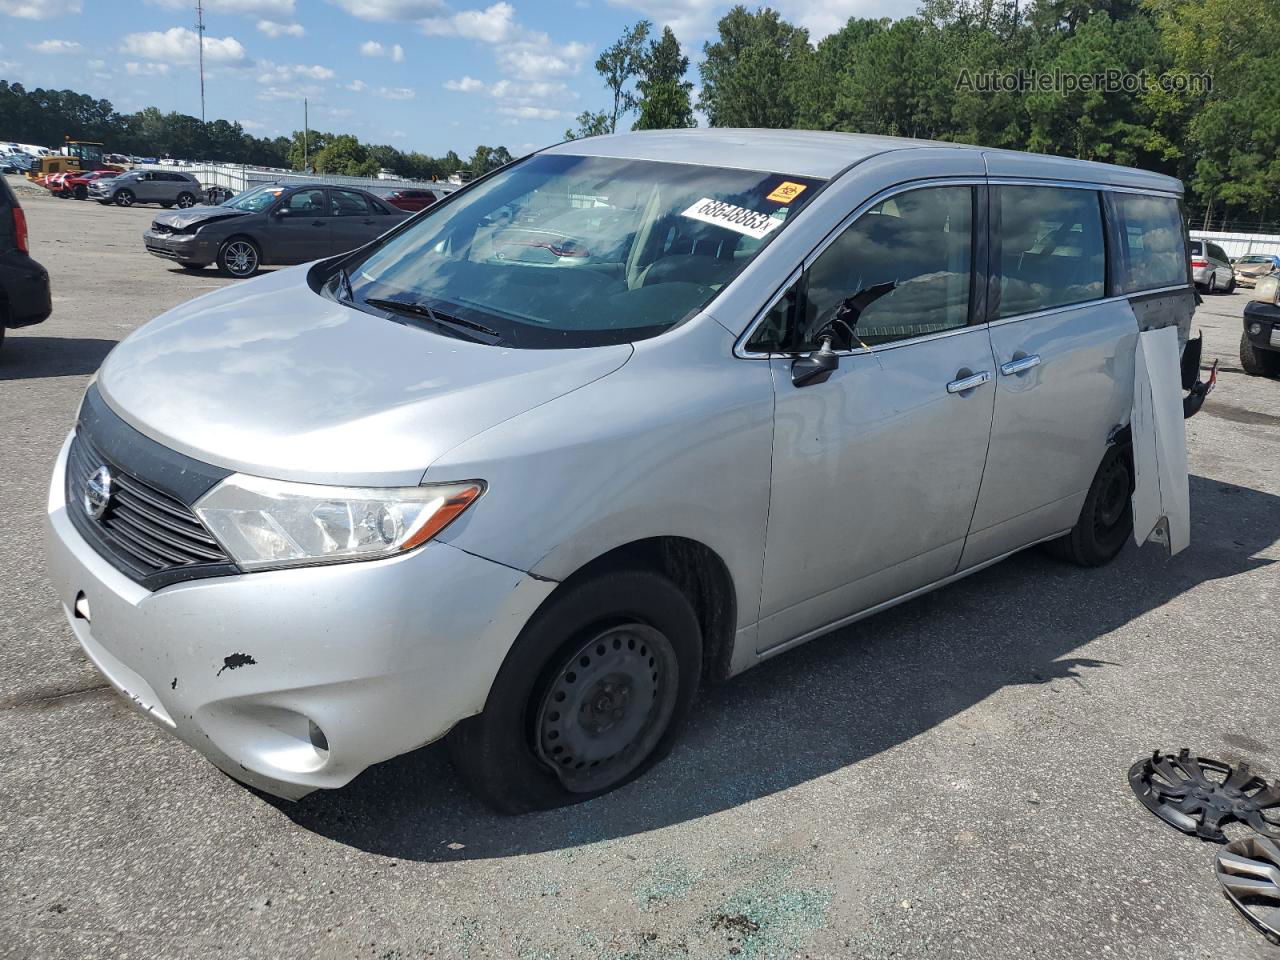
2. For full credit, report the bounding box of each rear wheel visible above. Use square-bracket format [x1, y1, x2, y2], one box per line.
[447, 569, 701, 814]
[1046, 444, 1133, 567]
[73, 184, 87, 200]
[217, 237, 261, 278]
[113, 189, 134, 207]
[176, 192, 197, 209]
[1241, 333, 1280, 377]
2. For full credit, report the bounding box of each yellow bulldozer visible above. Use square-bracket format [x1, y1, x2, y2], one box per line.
[27, 139, 126, 180]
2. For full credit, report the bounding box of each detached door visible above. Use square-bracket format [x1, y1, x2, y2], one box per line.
[756, 185, 997, 652]
[267, 187, 332, 263]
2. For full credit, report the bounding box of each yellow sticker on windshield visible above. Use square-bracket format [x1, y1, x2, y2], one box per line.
[766, 181, 807, 204]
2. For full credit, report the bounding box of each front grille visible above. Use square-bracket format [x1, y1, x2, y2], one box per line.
[66, 431, 232, 584]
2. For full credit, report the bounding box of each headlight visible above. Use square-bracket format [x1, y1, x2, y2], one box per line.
[194, 474, 484, 571]
[1254, 275, 1280, 305]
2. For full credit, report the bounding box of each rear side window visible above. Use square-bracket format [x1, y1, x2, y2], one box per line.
[1208, 242, 1229, 263]
[1110, 194, 1187, 293]
[995, 186, 1105, 319]
[331, 189, 372, 216]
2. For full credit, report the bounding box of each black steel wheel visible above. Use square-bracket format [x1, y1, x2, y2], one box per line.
[217, 237, 260, 278]
[1045, 443, 1133, 566]
[448, 568, 701, 814]
[113, 189, 134, 207]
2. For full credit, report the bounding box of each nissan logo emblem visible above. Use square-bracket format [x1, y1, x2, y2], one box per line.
[84, 465, 113, 521]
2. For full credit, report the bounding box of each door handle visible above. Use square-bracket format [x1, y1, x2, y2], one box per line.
[1000, 353, 1042, 376]
[946, 370, 991, 394]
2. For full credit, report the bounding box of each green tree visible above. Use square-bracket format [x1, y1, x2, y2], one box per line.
[595, 19, 652, 132]
[313, 134, 371, 175]
[698, 6, 812, 128]
[467, 144, 514, 175]
[634, 26, 695, 130]
[563, 110, 612, 140]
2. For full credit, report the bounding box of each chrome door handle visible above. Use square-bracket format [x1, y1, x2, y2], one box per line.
[1000, 354, 1042, 376]
[946, 371, 991, 394]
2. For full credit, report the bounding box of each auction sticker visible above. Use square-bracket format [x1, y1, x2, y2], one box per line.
[681, 197, 782, 240]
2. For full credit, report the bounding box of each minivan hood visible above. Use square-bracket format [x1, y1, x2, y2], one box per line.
[153, 207, 249, 230]
[96, 267, 633, 485]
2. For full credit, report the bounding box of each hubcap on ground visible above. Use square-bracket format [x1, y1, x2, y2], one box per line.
[534, 623, 678, 793]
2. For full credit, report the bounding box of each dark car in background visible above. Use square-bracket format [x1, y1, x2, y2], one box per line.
[89, 170, 202, 208]
[380, 187, 446, 212]
[143, 182, 408, 277]
[0, 175, 52, 354]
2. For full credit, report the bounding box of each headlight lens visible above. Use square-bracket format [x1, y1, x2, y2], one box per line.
[194, 474, 484, 571]
[1254, 275, 1280, 305]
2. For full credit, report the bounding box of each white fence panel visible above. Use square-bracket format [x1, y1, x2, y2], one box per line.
[136, 162, 452, 197]
[1190, 230, 1280, 259]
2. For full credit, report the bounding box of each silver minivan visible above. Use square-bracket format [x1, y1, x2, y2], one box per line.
[45, 130, 1205, 812]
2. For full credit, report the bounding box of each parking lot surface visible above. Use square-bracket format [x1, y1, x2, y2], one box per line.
[1, 177, 1277, 960]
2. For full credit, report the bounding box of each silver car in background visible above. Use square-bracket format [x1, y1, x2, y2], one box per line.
[1190, 238, 1235, 293]
[45, 130, 1203, 813]
[89, 169, 202, 208]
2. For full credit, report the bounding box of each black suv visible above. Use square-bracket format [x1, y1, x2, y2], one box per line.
[0, 176, 51, 353]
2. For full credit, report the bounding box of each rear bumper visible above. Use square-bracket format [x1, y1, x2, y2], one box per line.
[0, 250, 52, 327]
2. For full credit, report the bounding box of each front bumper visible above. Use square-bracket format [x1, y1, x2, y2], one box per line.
[44, 433, 556, 799]
[142, 230, 214, 265]
[1244, 301, 1280, 355]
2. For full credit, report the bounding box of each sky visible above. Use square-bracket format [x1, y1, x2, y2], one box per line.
[0, 0, 911, 158]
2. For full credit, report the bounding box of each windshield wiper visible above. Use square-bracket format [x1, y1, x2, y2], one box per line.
[363, 297, 504, 345]
[334, 267, 354, 302]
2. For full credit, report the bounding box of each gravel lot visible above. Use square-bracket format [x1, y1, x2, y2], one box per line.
[1, 175, 1277, 960]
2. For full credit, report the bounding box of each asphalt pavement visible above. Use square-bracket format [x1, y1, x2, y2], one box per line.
[1, 176, 1277, 960]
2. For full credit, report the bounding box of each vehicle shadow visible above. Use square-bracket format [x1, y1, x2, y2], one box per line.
[0, 334, 116, 380]
[275, 474, 1278, 861]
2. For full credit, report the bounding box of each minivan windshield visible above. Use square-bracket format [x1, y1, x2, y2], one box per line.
[345, 154, 823, 348]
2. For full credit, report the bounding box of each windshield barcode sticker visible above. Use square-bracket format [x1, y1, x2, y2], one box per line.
[681, 197, 783, 240]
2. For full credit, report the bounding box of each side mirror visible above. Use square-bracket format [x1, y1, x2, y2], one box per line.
[791, 336, 839, 388]
[271, 206, 289, 218]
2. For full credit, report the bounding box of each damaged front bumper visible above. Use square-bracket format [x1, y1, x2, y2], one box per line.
[43, 434, 556, 799]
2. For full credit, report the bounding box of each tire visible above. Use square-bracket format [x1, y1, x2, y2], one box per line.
[216, 237, 261, 278]
[176, 192, 196, 209]
[113, 189, 134, 207]
[179, 263, 206, 272]
[96, 199, 111, 205]
[1046, 444, 1134, 567]
[1240, 332, 1280, 377]
[1227, 276, 1237, 294]
[447, 569, 702, 814]
[74, 185, 87, 201]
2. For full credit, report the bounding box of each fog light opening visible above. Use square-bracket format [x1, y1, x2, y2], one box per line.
[1249, 322, 1263, 335]
[308, 720, 329, 756]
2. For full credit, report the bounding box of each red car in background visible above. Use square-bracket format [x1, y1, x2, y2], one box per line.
[379, 187, 445, 212]
[52, 169, 120, 201]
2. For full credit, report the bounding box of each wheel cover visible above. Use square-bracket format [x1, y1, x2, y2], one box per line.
[178, 194, 194, 208]
[117, 191, 132, 206]
[1128, 748, 1280, 843]
[534, 623, 679, 793]
[1094, 454, 1130, 534]
[1216, 835, 1280, 944]
[225, 241, 257, 276]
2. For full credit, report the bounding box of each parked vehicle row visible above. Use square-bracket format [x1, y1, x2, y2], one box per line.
[45, 130, 1216, 813]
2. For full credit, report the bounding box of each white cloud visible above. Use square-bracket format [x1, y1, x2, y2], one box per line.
[489, 78, 570, 100]
[390, 129, 406, 139]
[258, 83, 321, 100]
[421, 2, 517, 43]
[0, 0, 81, 19]
[374, 86, 415, 100]
[258, 19, 305, 37]
[496, 40, 588, 80]
[241, 119, 266, 130]
[258, 61, 335, 83]
[391, 42, 404, 62]
[444, 75, 485, 93]
[125, 61, 171, 75]
[772, 0, 905, 38]
[359, 39, 383, 56]
[149, 0, 295, 15]
[606, 0, 720, 39]
[346, 78, 367, 91]
[28, 39, 80, 53]
[497, 105, 562, 121]
[120, 27, 247, 65]
[330, 0, 444, 21]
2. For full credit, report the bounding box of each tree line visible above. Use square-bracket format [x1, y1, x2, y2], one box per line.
[570, 0, 1280, 228]
[0, 79, 513, 181]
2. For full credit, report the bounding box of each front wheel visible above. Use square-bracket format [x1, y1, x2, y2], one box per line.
[447, 569, 702, 814]
[1241, 333, 1280, 377]
[113, 189, 134, 207]
[217, 237, 261, 278]
[176, 192, 197, 209]
[73, 185, 87, 201]
[1045, 443, 1133, 567]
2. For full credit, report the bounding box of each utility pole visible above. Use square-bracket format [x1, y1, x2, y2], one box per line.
[195, 0, 206, 124]
[303, 98, 309, 171]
